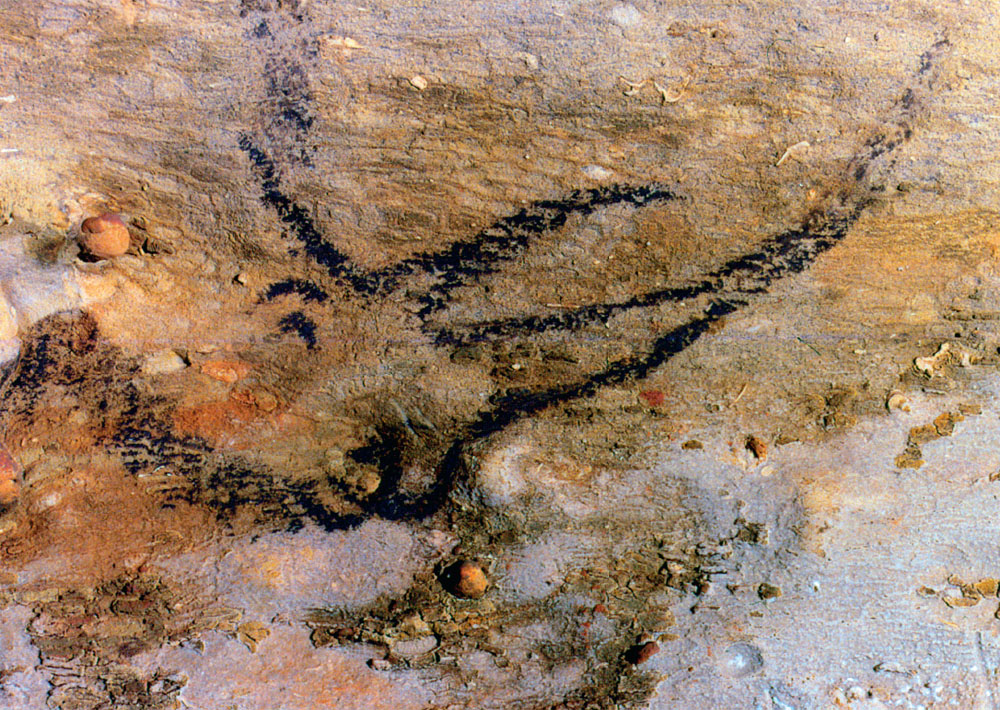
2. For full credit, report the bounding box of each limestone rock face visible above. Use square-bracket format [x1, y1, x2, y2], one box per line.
[0, 1, 997, 709]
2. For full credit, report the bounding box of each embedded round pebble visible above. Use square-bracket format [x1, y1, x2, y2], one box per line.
[79, 213, 131, 259]
[719, 642, 764, 677]
[441, 559, 488, 599]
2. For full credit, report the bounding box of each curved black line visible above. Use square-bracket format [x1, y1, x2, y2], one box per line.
[432, 283, 709, 346]
[242, 131, 682, 307]
[364, 210, 860, 522]
[429, 207, 850, 346]
[379, 184, 681, 317]
[240, 135, 380, 294]
[228, 38, 950, 531]
[262, 278, 329, 303]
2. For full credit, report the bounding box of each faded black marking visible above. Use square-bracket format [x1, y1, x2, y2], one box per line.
[253, 20, 271, 38]
[918, 37, 950, 75]
[263, 55, 314, 135]
[263, 278, 328, 303]
[240, 0, 302, 17]
[244, 0, 314, 165]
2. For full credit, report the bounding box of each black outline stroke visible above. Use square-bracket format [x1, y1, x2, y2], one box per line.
[224, 37, 949, 531]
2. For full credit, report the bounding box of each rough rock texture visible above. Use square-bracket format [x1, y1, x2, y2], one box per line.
[0, 0, 1000, 708]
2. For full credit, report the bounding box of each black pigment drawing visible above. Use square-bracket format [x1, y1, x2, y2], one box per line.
[0, 30, 948, 536]
[241, 0, 316, 167]
[226, 37, 952, 531]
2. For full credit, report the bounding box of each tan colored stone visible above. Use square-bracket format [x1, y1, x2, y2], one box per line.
[200, 359, 252, 384]
[237, 621, 271, 653]
[141, 349, 187, 375]
[79, 213, 131, 259]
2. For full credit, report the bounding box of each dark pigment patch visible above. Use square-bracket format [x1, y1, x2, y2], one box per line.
[277, 310, 318, 348]
[263, 277, 328, 303]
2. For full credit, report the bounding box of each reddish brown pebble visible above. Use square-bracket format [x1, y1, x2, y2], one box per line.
[593, 604, 608, 615]
[0, 444, 20, 505]
[745, 435, 767, 460]
[639, 389, 665, 407]
[442, 560, 488, 599]
[79, 213, 131, 259]
[625, 641, 659, 665]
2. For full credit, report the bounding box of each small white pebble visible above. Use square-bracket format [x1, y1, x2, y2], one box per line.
[409, 75, 428, 91]
[582, 164, 614, 181]
[514, 51, 539, 70]
[610, 3, 642, 27]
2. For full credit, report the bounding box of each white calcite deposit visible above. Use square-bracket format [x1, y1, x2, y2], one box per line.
[0, 234, 116, 363]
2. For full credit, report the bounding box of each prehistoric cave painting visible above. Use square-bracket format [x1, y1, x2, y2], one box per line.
[0, 37, 949, 542]
[226, 38, 953, 531]
[0, 26, 958, 710]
